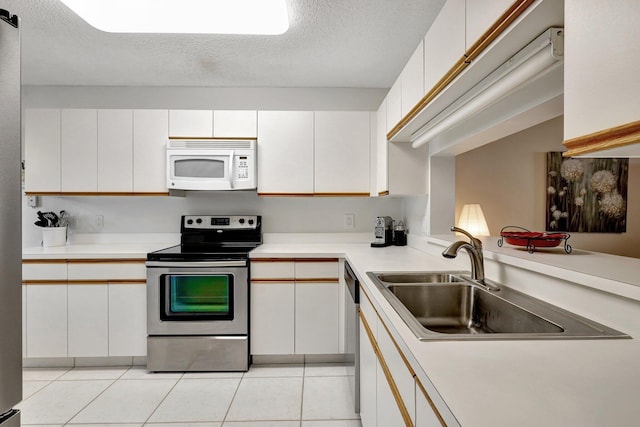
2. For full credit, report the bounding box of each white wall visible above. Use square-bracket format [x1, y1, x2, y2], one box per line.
[23, 192, 403, 247]
[455, 116, 640, 259]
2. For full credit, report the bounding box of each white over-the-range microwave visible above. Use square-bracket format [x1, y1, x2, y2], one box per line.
[166, 138, 257, 191]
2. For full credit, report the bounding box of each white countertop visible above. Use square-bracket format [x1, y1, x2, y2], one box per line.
[252, 240, 640, 427]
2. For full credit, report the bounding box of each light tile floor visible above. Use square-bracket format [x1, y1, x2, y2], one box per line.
[18, 363, 362, 427]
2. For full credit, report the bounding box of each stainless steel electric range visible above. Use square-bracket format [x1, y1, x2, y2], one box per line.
[146, 215, 261, 372]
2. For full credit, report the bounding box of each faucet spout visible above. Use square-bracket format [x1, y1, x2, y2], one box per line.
[442, 227, 486, 284]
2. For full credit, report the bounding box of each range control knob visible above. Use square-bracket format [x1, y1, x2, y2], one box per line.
[196, 218, 203, 224]
[248, 219, 254, 225]
[239, 218, 245, 224]
[186, 219, 193, 225]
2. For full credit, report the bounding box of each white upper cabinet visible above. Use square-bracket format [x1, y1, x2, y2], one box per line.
[563, 0, 640, 157]
[133, 109, 169, 193]
[465, 0, 515, 50]
[98, 109, 133, 192]
[314, 111, 370, 194]
[257, 111, 314, 195]
[24, 109, 61, 193]
[169, 109, 258, 138]
[213, 110, 258, 138]
[169, 109, 213, 137]
[61, 109, 98, 192]
[401, 40, 425, 118]
[424, 0, 465, 93]
[375, 100, 388, 196]
[386, 79, 402, 134]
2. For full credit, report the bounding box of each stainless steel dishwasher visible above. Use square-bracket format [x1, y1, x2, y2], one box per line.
[344, 261, 360, 413]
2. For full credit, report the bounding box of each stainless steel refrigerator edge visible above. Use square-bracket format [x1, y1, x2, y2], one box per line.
[0, 8, 22, 427]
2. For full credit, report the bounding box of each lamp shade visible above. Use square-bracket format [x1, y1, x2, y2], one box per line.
[457, 204, 490, 236]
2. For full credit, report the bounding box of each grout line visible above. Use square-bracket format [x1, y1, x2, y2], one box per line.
[220, 373, 244, 425]
[141, 371, 184, 425]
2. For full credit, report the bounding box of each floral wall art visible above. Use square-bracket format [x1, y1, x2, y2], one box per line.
[546, 152, 628, 233]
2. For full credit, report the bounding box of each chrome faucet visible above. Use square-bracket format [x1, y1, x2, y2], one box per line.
[442, 226, 486, 284]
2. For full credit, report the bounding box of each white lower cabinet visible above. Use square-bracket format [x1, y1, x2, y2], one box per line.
[250, 258, 340, 356]
[23, 260, 148, 359]
[250, 282, 295, 355]
[295, 282, 339, 354]
[376, 361, 406, 427]
[416, 382, 444, 427]
[25, 285, 68, 358]
[68, 285, 109, 357]
[359, 314, 378, 427]
[108, 284, 147, 357]
[360, 288, 447, 427]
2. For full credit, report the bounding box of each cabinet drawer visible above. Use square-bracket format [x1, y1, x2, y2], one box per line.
[67, 261, 146, 281]
[251, 260, 295, 280]
[22, 261, 67, 281]
[295, 260, 339, 280]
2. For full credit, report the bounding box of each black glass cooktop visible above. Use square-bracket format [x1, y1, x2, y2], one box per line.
[147, 243, 261, 262]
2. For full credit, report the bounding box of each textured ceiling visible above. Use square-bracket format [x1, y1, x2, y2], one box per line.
[3, 0, 444, 87]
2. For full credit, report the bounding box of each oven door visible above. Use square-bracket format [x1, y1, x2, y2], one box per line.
[147, 261, 248, 335]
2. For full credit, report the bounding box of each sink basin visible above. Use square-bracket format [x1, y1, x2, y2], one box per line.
[367, 271, 629, 340]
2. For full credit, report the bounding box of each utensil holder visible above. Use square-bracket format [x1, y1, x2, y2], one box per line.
[42, 226, 67, 247]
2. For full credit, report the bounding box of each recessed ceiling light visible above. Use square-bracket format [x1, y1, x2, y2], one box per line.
[59, 0, 290, 35]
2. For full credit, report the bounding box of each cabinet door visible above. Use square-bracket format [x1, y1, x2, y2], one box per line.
[386, 79, 402, 134]
[314, 111, 370, 194]
[26, 284, 67, 357]
[416, 381, 444, 427]
[375, 100, 388, 196]
[24, 109, 61, 193]
[564, 0, 640, 145]
[424, 0, 465, 93]
[401, 40, 425, 117]
[465, 0, 514, 50]
[257, 111, 314, 195]
[378, 320, 415, 425]
[169, 109, 213, 137]
[98, 109, 133, 192]
[359, 315, 377, 427]
[61, 109, 98, 192]
[68, 284, 108, 357]
[214, 110, 258, 138]
[109, 284, 147, 357]
[133, 109, 169, 192]
[250, 282, 295, 355]
[376, 361, 405, 427]
[295, 282, 339, 354]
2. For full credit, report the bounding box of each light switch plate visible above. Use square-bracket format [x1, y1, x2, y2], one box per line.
[344, 213, 355, 230]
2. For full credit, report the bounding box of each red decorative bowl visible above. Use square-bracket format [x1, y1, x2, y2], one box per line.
[498, 227, 572, 253]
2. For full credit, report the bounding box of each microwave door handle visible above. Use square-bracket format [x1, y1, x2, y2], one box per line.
[228, 150, 235, 189]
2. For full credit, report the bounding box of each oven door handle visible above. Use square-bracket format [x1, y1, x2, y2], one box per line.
[146, 260, 247, 268]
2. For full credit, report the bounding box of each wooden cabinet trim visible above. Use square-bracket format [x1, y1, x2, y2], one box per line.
[67, 259, 146, 264]
[387, 0, 534, 140]
[258, 192, 369, 197]
[168, 136, 257, 141]
[24, 279, 146, 285]
[23, 259, 67, 264]
[562, 119, 640, 157]
[251, 278, 338, 283]
[22, 280, 68, 285]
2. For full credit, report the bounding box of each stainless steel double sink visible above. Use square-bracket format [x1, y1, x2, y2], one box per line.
[367, 271, 629, 340]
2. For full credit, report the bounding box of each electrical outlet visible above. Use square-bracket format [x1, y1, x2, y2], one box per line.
[27, 195, 39, 208]
[95, 214, 104, 229]
[344, 213, 355, 230]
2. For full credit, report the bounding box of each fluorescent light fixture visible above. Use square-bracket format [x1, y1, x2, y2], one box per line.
[411, 28, 564, 148]
[457, 204, 490, 236]
[59, 0, 290, 35]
